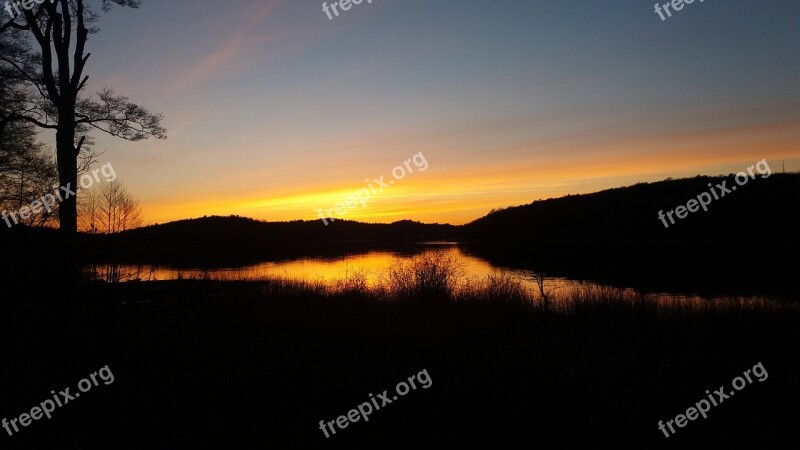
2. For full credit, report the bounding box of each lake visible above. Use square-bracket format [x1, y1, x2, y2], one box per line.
[84, 242, 782, 305]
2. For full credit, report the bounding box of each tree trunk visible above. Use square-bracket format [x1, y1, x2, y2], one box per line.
[56, 117, 77, 234]
[56, 115, 78, 285]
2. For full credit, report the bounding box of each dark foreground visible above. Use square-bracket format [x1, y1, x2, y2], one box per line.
[2, 280, 799, 449]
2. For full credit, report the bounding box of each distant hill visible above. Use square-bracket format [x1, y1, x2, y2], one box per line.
[463, 173, 800, 242]
[81, 216, 458, 265]
[4, 173, 798, 269]
[111, 216, 457, 245]
[76, 172, 800, 265]
[458, 172, 800, 297]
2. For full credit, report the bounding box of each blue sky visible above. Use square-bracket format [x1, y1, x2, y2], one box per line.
[62, 0, 800, 224]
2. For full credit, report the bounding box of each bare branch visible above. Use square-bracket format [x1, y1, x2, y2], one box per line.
[75, 88, 167, 141]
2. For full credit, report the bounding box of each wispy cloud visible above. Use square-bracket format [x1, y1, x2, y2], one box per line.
[172, 0, 283, 90]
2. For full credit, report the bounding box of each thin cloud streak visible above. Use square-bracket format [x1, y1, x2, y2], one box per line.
[170, 0, 283, 90]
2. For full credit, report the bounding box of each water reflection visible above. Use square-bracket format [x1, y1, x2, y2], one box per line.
[84, 244, 780, 306]
[89, 247, 502, 284]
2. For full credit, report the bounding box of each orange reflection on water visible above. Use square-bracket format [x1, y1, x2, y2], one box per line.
[85, 246, 788, 310]
[91, 247, 504, 285]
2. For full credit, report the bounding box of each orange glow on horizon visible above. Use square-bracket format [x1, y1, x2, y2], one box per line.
[140, 119, 800, 226]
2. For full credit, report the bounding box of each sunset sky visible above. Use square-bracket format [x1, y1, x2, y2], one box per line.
[68, 0, 799, 225]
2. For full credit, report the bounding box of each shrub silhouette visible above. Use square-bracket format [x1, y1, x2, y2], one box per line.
[385, 250, 465, 301]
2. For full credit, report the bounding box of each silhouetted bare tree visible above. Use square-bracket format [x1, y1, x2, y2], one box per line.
[1, 31, 59, 227]
[526, 272, 565, 311]
[79, 180, 141, 233]
[0, 0, 165, 236]
[0, 139, 59, 227]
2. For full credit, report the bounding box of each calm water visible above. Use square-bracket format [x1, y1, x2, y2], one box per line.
[90, 244, 526, 285]
[85, 243, 778, 304]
